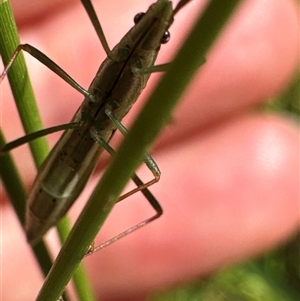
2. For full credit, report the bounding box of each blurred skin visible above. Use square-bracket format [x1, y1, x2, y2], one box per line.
[1, 0, 299, 300]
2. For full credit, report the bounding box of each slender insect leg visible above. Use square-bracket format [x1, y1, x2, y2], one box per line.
[80, 0, 113, 59]
[87, 173, 163, 255]
[92, 130, 160, 201]
[0, 44, 94, 101]
[0, 122, 80, 154]
[87, 135, 162, 255]
[132, 63, 170, 75]
[118, 153, 160, 202]
[105, 109, 161, 175]
[104, 108, 161, 200]
[132, 56, 205, 75]
[0, 43, 93, 153]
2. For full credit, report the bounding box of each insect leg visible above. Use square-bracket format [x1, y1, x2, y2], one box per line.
[104, 108, 161, 200]
[1, 44, 93, 101]
[0, 122, 80, 154]
[80, 0, 113, 59]
[132, 57, 205, 75]
[132, 62, 170, 75]
[1, 43, 94, 153]
[87, 134, 162, 255]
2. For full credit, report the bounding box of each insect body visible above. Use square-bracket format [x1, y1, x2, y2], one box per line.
[1, 0, 191, 247]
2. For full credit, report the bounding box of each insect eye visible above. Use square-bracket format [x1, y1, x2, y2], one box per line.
[160, 31, 170, 44]
[134, 12, 145, 24]
[133, 12, 170, 44]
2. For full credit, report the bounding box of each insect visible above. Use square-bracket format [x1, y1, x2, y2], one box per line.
[1, 0, 192, 250]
